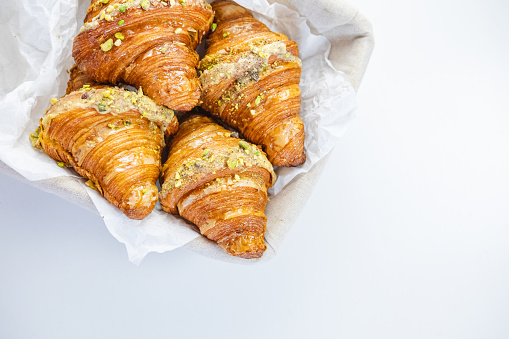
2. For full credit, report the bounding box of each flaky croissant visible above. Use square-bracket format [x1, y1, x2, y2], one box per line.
[199, 0, 305, 166]
[66, 64, 100, 94]
[159, 115, 277, 258]
[73, 0, 214, 111]
[32, 86, 178, 220]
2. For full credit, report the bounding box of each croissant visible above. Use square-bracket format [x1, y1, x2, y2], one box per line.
[32, 86, 178, 220]
[199, 0, 305, 166]
[159, 114, 277, 258]
[73, 0, 214, 111]
[67, 64, 100, 94]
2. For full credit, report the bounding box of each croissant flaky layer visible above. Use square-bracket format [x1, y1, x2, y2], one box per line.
[73, 0, 214, 111]
[199, 0, 306, 167]
[34, 86, 178, 220]
[160, 115, 277, 258]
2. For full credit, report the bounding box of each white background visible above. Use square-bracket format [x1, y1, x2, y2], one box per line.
[1, 0, 509, 338]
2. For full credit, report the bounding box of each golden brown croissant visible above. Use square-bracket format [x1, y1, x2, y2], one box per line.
[199, 0, 305, 166]
[73, 0, 214, 111]
[66, 64, 100, 94]
[32, 86, 178, 220]
[159, 115, 277, 258]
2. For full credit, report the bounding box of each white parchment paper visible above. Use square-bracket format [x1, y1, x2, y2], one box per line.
[0, 0, 356, 264]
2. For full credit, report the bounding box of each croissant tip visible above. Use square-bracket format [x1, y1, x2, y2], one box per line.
[218, 232, 267, 259]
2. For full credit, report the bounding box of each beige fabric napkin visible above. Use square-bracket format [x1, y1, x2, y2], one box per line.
[0, 0, 374, 263]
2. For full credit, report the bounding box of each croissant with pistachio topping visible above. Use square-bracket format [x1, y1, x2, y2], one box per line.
[32, 86, 178, 220]
[159, 115, 277, 259]
[73, 0, 214, 111]
[199, 0, 305, 166]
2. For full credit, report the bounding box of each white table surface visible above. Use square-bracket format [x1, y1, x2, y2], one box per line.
[2, 0, 509, 338]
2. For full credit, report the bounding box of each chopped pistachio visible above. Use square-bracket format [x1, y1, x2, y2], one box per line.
[138, 86, 143, 97]
[57, 162, 65, 167]
[142, 189, 148, 194]
[119, 4, 127, 12]
[209, 155, 215, 162]
[107, 123, 115, 128]
[114, 39, 122, 46]
[161, 46, 167, 54]
[202, 149, 211, 158]
[114, 32, 124, 40]
[223, 33, 228, 37]
[254, 151, 260, 155]
[105, 14, 113, 21]
[246, 103, 251, 108]
[234, 174, 240, 181]
[239, 141, 250, 150]
[179, 0, 185, 6]
[216, 178, 220, 182]
[227, 159, 237, 169]
[100, 38, 113, 52]
[97, 103, 107, 111]
[217, 100, 222, 106]
[211, 23, 217, 31]
[99, 11, 106, 20]
[85, 180, 97, 190]
[124, 121, 132, 126]
[255, 96, 261, 105]
[106, 5, 114, 13]
[102, 90, 111, 98]
[118, 20, 124, 25]
[140, 0, 150, 10]
[99, 0, 109, 4]
[82, 84, 90, 88]
[50, 98, 59, 105]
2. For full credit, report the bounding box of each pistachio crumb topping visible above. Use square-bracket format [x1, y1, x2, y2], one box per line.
[239, 141, 250, 150]
[114, 32, 124, 40]
[227, 159, 238, 169]
[202, 149, 211, 158]
[85, 180, 97, 190]
[140, 0, 150, 10]
[118, 20, 124, 25]
[100, 38, 113, 52]
[50, 98, 59, 105]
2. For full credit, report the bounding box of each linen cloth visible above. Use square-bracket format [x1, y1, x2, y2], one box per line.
[0, 0, 374, 263]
